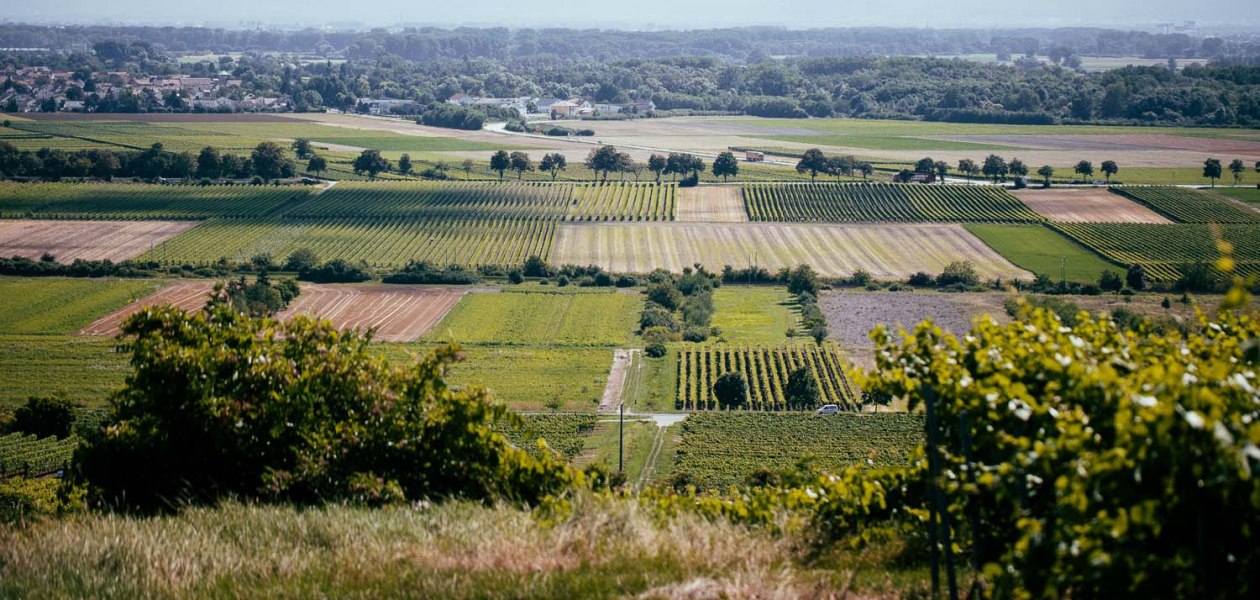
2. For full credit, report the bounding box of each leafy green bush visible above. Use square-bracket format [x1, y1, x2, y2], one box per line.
[298, 259, 371, 283]
[11, 397, 74, 439]
[862, 294, 1260, 598]
[74, 304, 581, 511]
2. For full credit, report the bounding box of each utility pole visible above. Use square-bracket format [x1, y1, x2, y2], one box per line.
[618, 403, 624, 473]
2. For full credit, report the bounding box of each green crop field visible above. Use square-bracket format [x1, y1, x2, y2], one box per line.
[1109, 186, 1260, 224]
[671, 413, 923, 489]
[966, 224, 1121, 283]
[710, 286, 801, 344]
[288, 181, 571, 219]
[140, 216, 557, 268]
[0, 181, 310, 220]
[498, 414, 598, 461]
[0, 335, 128, 407]
[742, 183, 1042, 223]
[676, 343, 858, 411]
[423, 290, 641, 347]
[1216, 188, 1260, 204]
[0, 432, 79, 477]
[0, 278, 161, 335]
[1052, 223, 1260, 281]
[759, 134, 1028, 151]
[384, 344, 612, 411]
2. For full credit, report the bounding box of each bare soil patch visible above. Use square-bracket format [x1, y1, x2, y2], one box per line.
[0, 220, 196, 263]
[79, 279, 216, 336]
[675, 186, 748, 222]
[821, 290, 1010, 369]
[276, 284, 468, 342]
[552, 222, 1030, 280]
[1010, 188, 1172, 223]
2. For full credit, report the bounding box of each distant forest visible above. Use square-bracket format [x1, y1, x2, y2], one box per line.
[4, 24, 1260, 127]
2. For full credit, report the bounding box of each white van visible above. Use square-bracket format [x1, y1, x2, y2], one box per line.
[815, 404, 840, 415]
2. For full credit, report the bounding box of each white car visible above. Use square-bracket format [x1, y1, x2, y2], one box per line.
[815, 404, 840, 415]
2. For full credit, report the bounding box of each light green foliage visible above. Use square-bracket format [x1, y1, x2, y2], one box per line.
[0, 278, 159, 334]
[0, 476, 83, 524]
[425, 290, 640, 347]
[498, 414, 597, 461]
[1110, 186, 1260, 223]
[710, 287, 799, 344]
[670, 413, 923, 489]
[965, 223, 1118, 282]
[742, 183, 1041, 223]
[74, 305, 582, 510]
[860, 297, 1260, 598]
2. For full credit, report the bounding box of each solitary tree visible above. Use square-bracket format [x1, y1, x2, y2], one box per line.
[982, 154, 1008, 183]
[712, 151, 740, 182]
[796, 148, 828, 182]
[1126, 264, 1148, 291]
[1037, 165, 1055, 187]
[1229, 159, 1245, 185]
[251, 142, 290, 182]
[914, 157, 936, 175]
[306, 154, 327, 177]
[509, 151, 533, 179]
[784, 367, 820, 410]
[934, 160, 950, 184]
[713, 372, 748, 410]
[461, 159, 475, 179]
[1074, 160, 1094, 183]
[291, 138, 312, 159]
[1202, 158, 1222, 187]
[539, 152, 567, 181]
[584, 145, 623, 181]
[857, 161, 873, 181]
[489, 150, 510, 181]
[648, 154, 667, 183]
[352, 149, 391, 179]
[397, 153, 413, 176]
[1101, 160, 1119, 183]
[958, 158, 978, 180]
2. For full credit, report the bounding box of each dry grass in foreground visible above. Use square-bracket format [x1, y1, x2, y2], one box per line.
[0, 498, 928, 599]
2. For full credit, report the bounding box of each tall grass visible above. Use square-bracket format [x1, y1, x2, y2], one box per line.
[0, 497, 892, 599]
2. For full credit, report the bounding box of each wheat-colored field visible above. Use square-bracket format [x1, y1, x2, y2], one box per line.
[551, 222, 1030, 280]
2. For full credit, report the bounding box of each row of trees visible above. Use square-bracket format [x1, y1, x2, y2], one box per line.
[795, 148, 875, 182]
[1202, 157, 1260, 186]
[0, 139, 300, 182]
[485, 147, 719, 183]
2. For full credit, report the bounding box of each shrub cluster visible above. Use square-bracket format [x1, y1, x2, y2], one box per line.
[383, 261, 480, 285]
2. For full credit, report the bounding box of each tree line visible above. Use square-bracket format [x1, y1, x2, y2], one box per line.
[0, 137, 308, 182]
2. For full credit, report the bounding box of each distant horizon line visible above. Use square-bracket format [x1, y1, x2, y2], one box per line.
[2, 18, 1259, 36]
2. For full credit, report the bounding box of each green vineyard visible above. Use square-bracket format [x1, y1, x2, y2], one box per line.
[1109, 186, 1260, 224]
[0, 432, 79, 477]
[0, 181, 310, 220]
[141, 216, 556, 268]
[1052, 223, 1260, 280]
[498, 414, 598, 461]
[676, 343, 858, 411]
[566, 182, 675, 221]
[674, 413, 923, 488]
[741, 183, 1042, 223]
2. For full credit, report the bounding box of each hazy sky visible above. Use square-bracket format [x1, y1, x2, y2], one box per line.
[7, 0, 1260, 30]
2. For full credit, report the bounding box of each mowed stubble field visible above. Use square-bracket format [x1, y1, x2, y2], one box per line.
[550, 221, 1031, 280]
[1010, 188, 1173, 223]
[0, 220, 197, 263]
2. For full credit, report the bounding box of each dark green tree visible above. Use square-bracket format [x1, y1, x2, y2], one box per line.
[713, 372, 747, 410]
[539, 152, 567, 181]
[489, 150, 510, 180]
[796, 148, 828, 182]
[784, 368, 820, 410]
[1037, 165, 1055, 187]
[982, 154, 1008, 183]
[12, 396, 75, 439]
[1203, 158, 1222, 187]
[291, 139, 312, 159]
[195, 147, 222, 179]
[250, 142, 290, 182]
[648, 154, 667, 183]
[352, 149, 391, 179]
[712, 151, 739, 182]
[1101, 160, 1119, 183]
[509, 151, 533, 179]
[306, 154, 327, 177]
[1229, 159, 1245, 185]
[397, 153, 413, 176]
[1074, 160, 1094, 183]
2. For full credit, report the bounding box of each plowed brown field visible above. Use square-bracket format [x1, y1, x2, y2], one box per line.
[276, 284, 468, 342]
[1010, 188, 1172, 223]
[675, 186, 748, 222]
[78, 279, 216, 336]
[81, 281, 469, 342]
[0, 220, 197, 263]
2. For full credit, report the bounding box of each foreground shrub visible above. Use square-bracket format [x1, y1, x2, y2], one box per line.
[74, 305, 580, 511]
[861, 293, 1260, 599]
